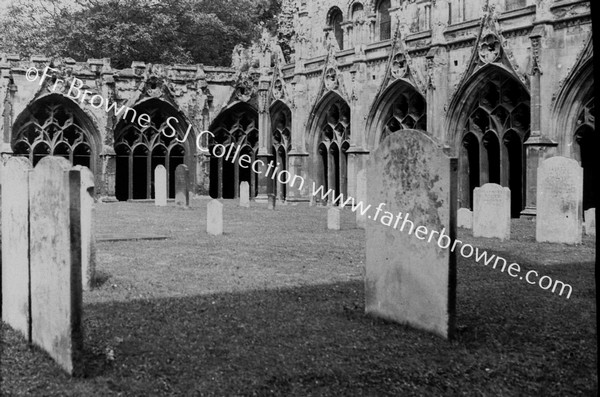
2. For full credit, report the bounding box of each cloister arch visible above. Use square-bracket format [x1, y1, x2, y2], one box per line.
[551, 56, 595, 211]
[113, 98, 194, 201]
[271, 100, 292, 202]
[12, 94, 100, 172]
[308, 92, 350, 205]
[208, 102, 259, 199]
[366, 79, 427, 150]
[447, 65, 530, 214]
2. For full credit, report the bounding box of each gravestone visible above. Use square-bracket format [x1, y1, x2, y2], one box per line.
[327, 207, 341, 230]
[174, 164, 189, 207]
[472, 184, 511, 240]
[584, 208, 595, 236]
[355, 170, 367, 229]
[457, 208, 473, 229]
[1, 157, 31, 339]
[154, 165, 167, 206]
[536, 157, 583, 244]
[239, 181, 250, 208]
[29, 157, 83, 375]
[365, 130, 457, 339]
[207, 199, 223, 236]
[73, 165, 96, 291]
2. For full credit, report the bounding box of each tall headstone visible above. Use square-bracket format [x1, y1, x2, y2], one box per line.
[29, 157, 83, 375]
[584, 208, 595, 236]
[239, 181, 250, 208]
[73, 166, 96, 291]
[175, 164, 189, 207]
[327, 207, 341, 230]
[207, 199, 223, 236]
[366, 130, 457, 339]
[536, 157, 583, 244]
[1, 157, 32, 339]
[355, 170, 367, 229]
[154, 165, 167, 207]
[457, 208, 473, 229]
[472, 184, 511, 240]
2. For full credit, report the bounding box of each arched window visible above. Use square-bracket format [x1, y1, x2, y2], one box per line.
[114, 99, 191, 201]
[12, 94, 96, 170]
[351, 3, 364, 20]
[458, 72, 530, 216]
[328, 7, 344, 50]
[271, 102, 292, 202]
[574, 96, 596, 211]
[316, 96, 350, 205]
[377, 0, 392, 41]
[208, 103, 259, 199]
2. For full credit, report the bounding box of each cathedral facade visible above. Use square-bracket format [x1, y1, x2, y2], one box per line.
[0, 0, 594, 215]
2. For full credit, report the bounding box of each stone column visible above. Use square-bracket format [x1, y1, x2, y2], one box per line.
[287, 71, 310, 202]
[255, 74, 275, 207]
[521, 25, 557, 217]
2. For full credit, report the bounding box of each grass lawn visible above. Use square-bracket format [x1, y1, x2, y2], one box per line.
[1, 197, 597, 396]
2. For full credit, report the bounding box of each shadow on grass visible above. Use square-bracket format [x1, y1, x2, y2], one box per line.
[2, 276, 597, 396]
[76, 278, 595, 396]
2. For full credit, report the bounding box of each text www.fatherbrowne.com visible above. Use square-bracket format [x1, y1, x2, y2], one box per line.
[310, 183, 574, 300]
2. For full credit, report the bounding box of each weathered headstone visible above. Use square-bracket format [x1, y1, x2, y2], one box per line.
[73, 165, 96, 291]
[536, 157, 583, 244]
[365, 130, 457, 339]
[472, 184, 511, 240]
[207, 199, 223, 236]
[355, 170, 367, 229]
[239, 181, 250, 208]
[154, 165, 167, 206]
[584, 208, 595, 236]
[1, 157, 32, 339]
[29, 157, 83, 375]
[457, 208, 473, 229]
[174, 164, 190, 207]
[327, 207, 341, 230]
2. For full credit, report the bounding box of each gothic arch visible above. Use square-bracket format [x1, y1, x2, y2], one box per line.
[12, 93, 101, 173]
[113, 98, 195, 201]
[308, 92, 350, 205]
[271, 100, 292, 201]
[447, 65, 530, 215]
[366, 79, 427, 150]
[552, 54, 595, 210]
[208, 102, 259, 199]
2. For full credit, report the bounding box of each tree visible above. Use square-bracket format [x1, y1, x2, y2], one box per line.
[0, 0, 282, 68]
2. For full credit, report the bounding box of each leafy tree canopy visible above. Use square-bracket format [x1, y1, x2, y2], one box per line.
[0, 0, 282, 68]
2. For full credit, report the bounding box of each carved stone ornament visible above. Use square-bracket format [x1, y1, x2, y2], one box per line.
[235, 79, 253, 102]
[325, 67, 338, 91]
[273, 78, 284, 100]
[478, 34, 501, 64]
[391, 53, 408, 79]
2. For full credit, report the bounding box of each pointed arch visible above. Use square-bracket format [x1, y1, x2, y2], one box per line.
[208, 102, 259, 199]
[113, 97, 195, 201]
[271, 100, 292, 202]
[447, 65, 530, 216]
[308, 92, 350, 205]
[12, 93, 101, 173]
[365, 79, 427, 149]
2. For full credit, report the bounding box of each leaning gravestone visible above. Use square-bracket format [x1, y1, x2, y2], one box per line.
[73, 165, 96, 291]
[457, 208, 473, 229]
[584, 208, 595, 236]
[155, 165, 167, 206]
[327, 207, 341, 230]
[1, 157, 32, 339]
[207, 199, 223, 236]
[355, 170, 367, 229]
[366, 130, 457, 339]
[472, 184, 510, 240]
[239, 181, 250, 208]
[29, 157, 83, 375]
[175, 164, 189, 207]
[536, 157, 583, 244]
